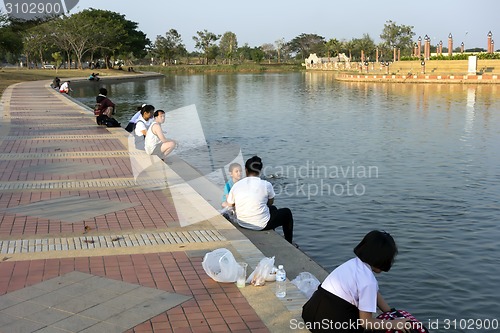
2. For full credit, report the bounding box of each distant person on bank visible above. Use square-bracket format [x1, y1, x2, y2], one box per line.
[51, 77, 61, 89]
[59, 80, 71, 94]
[226, 156, 294, 244]
[144, 110, 176, 159]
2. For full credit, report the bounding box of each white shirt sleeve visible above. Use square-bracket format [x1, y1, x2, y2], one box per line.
[357, 279, 378, 313]
[130, 111, 141, 123]
[134, 121, 147, 136]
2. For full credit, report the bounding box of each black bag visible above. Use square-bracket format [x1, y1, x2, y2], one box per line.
[97, 115, 120, 127]
[124, 122, 136, 133]
[103, 117, 121, 127]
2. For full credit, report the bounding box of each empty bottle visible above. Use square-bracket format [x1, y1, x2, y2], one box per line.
[275, 265, 286, 298]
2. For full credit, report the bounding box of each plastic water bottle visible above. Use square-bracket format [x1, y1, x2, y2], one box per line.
[275, 265, 286, 298]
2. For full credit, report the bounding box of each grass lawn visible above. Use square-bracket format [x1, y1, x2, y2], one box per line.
[0, 68, 136, 96]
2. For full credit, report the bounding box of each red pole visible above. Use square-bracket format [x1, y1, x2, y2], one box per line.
[448, 33, 453, 57]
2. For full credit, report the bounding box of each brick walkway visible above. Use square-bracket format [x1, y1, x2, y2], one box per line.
[0, 78, 307, 332]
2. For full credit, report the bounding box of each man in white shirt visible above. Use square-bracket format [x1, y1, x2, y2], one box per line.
[145, 110, 176, 158]
[226, 155, 294, 243]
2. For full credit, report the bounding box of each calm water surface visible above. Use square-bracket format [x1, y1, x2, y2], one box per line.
[73, 73, 500, 331]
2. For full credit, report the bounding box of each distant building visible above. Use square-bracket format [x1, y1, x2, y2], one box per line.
[304, 53, 351, 70]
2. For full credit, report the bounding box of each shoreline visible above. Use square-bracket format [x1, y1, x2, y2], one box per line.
[334, 72, 500, 84]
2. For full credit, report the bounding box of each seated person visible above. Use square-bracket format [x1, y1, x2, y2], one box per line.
[133, 105, 154, 150]
[95, 87, 115, 124]
[88, 73, 100, 81]
[226, 156, 294, 244]
[124, 104, 146, 132]
[145, 110, 176, 158]
[221, 163, 242, 207]
[51, 77, 61, 89]
[59, 80, 71, 93]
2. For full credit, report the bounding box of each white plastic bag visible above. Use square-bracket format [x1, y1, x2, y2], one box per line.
[246, 256, 275, 286]
[291, 272, 321, 299]
[202, 248, 239, 283]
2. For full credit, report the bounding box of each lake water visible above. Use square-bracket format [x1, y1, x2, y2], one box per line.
[73, 73, 500, 332]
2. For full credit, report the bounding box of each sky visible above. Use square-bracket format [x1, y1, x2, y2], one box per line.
[3, 0, 500, 52]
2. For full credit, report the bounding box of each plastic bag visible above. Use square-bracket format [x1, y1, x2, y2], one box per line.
[246, 256, 275, 286]
[291, 272, 320, 299]
[202, 248, 239, 282]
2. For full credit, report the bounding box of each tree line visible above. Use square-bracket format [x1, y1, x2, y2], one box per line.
[0, 10, 493, 69]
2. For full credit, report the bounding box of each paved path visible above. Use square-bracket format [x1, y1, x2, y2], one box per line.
[0, 78, 310, 333]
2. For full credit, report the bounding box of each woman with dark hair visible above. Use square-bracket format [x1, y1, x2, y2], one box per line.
[133, 104, 154, 150]
[302, 230, 413, 332]
[226, 155, 294, 243]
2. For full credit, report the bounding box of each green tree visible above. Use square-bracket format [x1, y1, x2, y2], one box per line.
[0, 11, 28, 63]
[237, 43, 252, 62]
[325, 38, 341, 59]
[288, 33, 325, 60]
[219, 31, 238, 65]
[251, 47, 265, 63]
[52, 51, 63, 69]
[153, 29, 186, 65]
[352, 34, 376, 61]
[51, 10, 124, 69]
[23, 24, 53, 66]
[380, 20, 415, 57]
[88, 10, 149, 66]
[193, 29, 220, 64]
[206, 45, 219, 63]
[343, 40, 355, 60]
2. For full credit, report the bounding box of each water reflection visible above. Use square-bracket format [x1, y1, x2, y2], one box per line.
[463, 87, 476, 140]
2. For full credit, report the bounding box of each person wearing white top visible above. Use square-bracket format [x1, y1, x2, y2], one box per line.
[226, 155, 294, 243]
[124, 104, 146, 133]
[145, 110, 176, 158]
[302, 230, 413, 333]
[133, 105, 154, 150]
[59, 81, 71, 93]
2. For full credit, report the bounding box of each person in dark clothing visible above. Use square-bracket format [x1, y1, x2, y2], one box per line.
[51, 77, 61, 89]
[95, 87, 115, 125]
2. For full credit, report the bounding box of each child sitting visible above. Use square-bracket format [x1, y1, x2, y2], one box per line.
[221, 162, 242, 208]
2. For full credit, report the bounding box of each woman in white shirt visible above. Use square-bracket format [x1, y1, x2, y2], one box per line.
[302, 230, 413, 332]
[133, 105, 154, 150]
